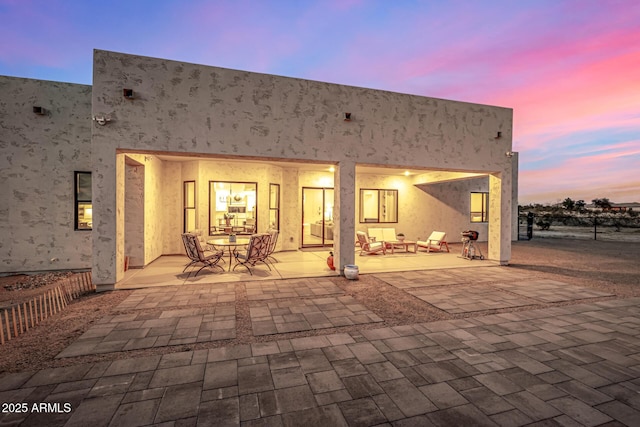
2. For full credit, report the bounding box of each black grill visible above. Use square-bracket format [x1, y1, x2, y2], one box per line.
[461, 230, 479, 241]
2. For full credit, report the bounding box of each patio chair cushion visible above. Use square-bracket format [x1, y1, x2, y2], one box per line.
[367, 227, 397, 242]
[356, 231, 386, 255]
[417, 231, 450, 253]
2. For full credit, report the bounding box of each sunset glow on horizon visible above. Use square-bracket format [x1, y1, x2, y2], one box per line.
[1, 0, 638, 204]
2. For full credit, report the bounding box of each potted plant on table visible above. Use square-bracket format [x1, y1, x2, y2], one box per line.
[224, 213, 234, 226]
[396, 233, 405, 242]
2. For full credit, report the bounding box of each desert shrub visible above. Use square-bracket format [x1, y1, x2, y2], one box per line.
[536, 219, 551, 230]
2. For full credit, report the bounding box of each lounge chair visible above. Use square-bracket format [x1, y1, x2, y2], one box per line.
[356, 231, 386, 256]
[417, 231, 449, 253]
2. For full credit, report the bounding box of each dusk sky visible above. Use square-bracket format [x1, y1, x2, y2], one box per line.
[1, 0, 638, 204]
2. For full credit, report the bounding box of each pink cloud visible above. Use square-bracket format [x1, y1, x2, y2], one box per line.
[519, 139, 640, 203]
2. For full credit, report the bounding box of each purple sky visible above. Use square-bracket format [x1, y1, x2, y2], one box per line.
[1, 0, 638, 204]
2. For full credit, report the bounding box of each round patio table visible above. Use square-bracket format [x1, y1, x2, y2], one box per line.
[207, 237, 251, 271]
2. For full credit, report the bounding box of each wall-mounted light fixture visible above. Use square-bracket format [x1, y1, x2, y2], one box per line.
[33, 106, 46, 115]
[344, 112, 352, 121]
[93, 115, 112, 126]
[495, 131, 502, 139]
[505, 151, 515, 158]
[123, 88, 135, 99]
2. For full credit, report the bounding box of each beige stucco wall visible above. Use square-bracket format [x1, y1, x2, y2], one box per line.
[281, 167, 301, 252]
[91, 49, 513, 287]
[358, 174, 490, 243]
[415, 177, 491, 242]
[124, 157, 144, 268]
[157, 159, 180, 261]
[0, 76, 92, 273]
[511, 153, 519, 241]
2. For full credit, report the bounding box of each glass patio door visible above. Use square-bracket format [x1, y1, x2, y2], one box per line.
[302, 187, 334, 248]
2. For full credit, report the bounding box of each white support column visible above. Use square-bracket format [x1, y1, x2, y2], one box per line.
[116, 153, 125, 283]
[488, 172, 512, 265]
[92, 150, 122, 292]
[334, 160, 356, 273]
[511, 153, 519, 241]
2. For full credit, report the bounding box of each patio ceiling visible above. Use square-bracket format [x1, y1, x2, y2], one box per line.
[149, 152, 475, 180]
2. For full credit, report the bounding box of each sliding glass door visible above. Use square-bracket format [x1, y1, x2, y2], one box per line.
[302, 187, 334, 248]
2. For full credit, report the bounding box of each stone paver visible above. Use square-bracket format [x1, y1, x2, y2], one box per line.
[57, 306, 236, 358]
[493, 279, 614, 302]
[380, 271, 617, 315]
[2, 270, 640, 426]
[250, 296, 383, 335]
[245, 278, 343, 300]
[116, 283, 236, 310]
[376, 267, 528, 289]
[407, 285, 536, 313]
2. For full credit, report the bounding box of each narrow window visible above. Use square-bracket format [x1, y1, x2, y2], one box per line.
[269, 183, 280, 230]
[75, 171, 92, 230]
[470, 192, 489, 223]
[184, 181, 196, 232]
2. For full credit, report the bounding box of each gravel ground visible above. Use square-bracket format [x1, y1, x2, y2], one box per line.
[0, 238, 638, 374]
[1, 271, 74, 292]
[0, 272, 77, 308]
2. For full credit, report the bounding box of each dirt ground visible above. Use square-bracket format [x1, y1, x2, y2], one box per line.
[532, 225, 640, 243]
[1, 238, 638, 374]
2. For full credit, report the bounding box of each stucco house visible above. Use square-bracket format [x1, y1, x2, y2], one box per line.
[1, 50, 517, 291]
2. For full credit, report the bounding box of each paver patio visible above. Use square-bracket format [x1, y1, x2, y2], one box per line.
[379, 271, 616, 314]
[244, 278, 343, 301]
[250, 296, 383, 335]
[2, 267, 640, 426]
[115, 283, 236, 310]
[375, 267, 529, 289]
[57, 305, 237, 358]
[492, 279, 614, 303]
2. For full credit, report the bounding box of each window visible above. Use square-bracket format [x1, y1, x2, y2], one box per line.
[359, 189, 398, 223]
[269, 183, 280, 230]
[209, 181, 257, 235]
[470, 192, 489, 223]
[184, 181, 196, 232]
[75, 171, 92, 230]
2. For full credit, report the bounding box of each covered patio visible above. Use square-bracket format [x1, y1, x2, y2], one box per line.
[116, 243, 493, 289]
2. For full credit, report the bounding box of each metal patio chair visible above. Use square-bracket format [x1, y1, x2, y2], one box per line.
[181, 233, 224, 277]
